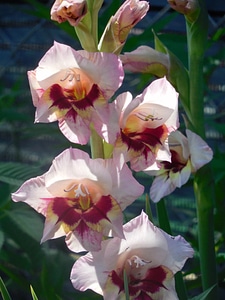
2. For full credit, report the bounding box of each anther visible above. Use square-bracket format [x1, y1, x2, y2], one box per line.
[136, 112, 162, 122]
[127, 255, 151, 268]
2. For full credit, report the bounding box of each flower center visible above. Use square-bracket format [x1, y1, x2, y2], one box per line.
[59, 68, 93, 100]
[64, 182, 91, 211]
[125, 255, 151, 281]
[162, 148, 187, 172]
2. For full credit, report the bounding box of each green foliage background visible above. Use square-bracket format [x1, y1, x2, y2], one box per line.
[0, 1, 225, 299]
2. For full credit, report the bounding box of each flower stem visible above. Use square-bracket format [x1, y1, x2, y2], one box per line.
[194, 165, 217, 295]
[90, 126, 104, 159]
[186, 0, 218, 297]
[156, 199, 188, 300]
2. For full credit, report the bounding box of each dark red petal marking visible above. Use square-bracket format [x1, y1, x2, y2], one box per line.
[134, 266, 168, 293]
[49, 84, 72, 109]
[44, 195, 116, 227]
[121, 125, 168, 157]
[162, 150, 186, 172]
[121, 130, 144, 152]
[83, 195, 114, 224]
[73, 84, 100, 110]
[49, 83, 100, 111]
[50, 197, 81, 226]
[111, 266, 169, 298]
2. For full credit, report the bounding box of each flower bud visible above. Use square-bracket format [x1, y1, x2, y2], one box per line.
[121, 45, 170, 77]
[51, 0, 87, 26]
[99, 0, 149, 54]
[168, 0, 199, 23]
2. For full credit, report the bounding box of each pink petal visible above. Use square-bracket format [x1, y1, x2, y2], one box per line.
[104, 158, 144, 210]
[36, 42, 80, 83]
[74, 50, 124, 99]
[59, 115, 91, 144]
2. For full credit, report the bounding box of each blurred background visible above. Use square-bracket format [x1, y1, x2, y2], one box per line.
[0, 1, 225, 299]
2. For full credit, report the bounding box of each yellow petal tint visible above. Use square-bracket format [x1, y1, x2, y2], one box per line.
[40, 67, 104, 121]
[46, 67, 93, 101]
[121, 108, 169, 155]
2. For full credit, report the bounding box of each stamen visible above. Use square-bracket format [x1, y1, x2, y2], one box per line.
[127, 255, 151, 268]
[74, 183, 87, 197]
[135, 112, 162, 122]
[60, 69, 81, 83]
[64, 183, 77, 192]
[64, 183, 89, 198]
[60, 70, 72, 82]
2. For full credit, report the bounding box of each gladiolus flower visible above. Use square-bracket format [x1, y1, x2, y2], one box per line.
[11, 148, 144, 252]
[111, 77, 179, 172]
[27, 41, 124, 144]
[51, 0, 87, 26]
[145, 129, 213, 202]
[71, 211, 194, 299]
[99, 0, 149, 54]
[121, 46, 170, 77]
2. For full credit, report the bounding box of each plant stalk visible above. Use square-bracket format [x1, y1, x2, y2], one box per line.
[186, 0, 218, 297]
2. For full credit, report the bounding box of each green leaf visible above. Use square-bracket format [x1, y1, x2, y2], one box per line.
[189, 284, 217, 300]
[0, 229, 4, 250]
[4, 204, 43, 243]
[0, 162, 41, 186]
[145, 193, 153, 222]
[0, 277, 12, 300]
[153, 31, 191, 121]
[30, 285, 39, 300]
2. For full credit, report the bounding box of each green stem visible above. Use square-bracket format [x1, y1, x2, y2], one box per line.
[156, 199, 188, 300]
[194, 165, 217, 295]
[90, 126, 104, 159]
[186, 0, 218, 297]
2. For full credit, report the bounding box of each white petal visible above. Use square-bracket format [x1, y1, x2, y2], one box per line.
[71, 236, 121, 294]
[150, 174, 176, 203]
[70, 252, 103, 294]
[41, 217, 64, 243]
[160, 231, 194, 273]
[44, 149, 112, 194]
[120, 212, 169, 266]
[169, 130, 190, 161]
[142, 77, 179, 111]
[36, 41, 80, 82]
[11, 176, 52, 215]
[59, 116, 91, 145]
[77, 51, 124, 99]
[186, 129, 213, 171]
[170, 161, 191, 188]
[104, 159, 144, 210]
